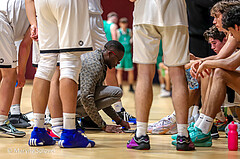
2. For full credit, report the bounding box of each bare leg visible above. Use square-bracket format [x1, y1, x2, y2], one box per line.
[60, 78, 77, 113]
[188, 89, 200, 107]
[31, 78, 50, 114]
[48, 67, 62, 118]
[168, 66, 188, 124]
[135, 64, 155, 122]
[164, 69, 171, 91]
[128, 70, 134, 85]
[116, 69, 123, 86]
[0, 68, 17, 115]
[157, 69, 165, 85]
[12, 88, 22, 105]
[205, 69, 240, 118]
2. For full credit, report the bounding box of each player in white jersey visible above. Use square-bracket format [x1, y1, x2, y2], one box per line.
[26, 0, 95, 148]
[0, 0, 32, 137]
[126, 0, 194, 151]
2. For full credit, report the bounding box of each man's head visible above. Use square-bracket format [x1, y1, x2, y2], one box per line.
[103, 40, 125, 69]
[107, 12, 118, 24]
[119, 17, 128, 29]
[203, 25, 227, 54]
[211, 0, 240, 32]
[222, 5, 240, 42]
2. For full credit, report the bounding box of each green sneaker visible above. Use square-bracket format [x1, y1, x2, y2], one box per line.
[172, 137, 212, 147]
[0, 120, 26, 137]
[171, 122, 195, 140]
[190, 127, 211, 143]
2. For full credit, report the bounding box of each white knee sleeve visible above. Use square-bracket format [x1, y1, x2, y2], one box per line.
[60, 53, 82, 84]
[35, 53, 58, 81]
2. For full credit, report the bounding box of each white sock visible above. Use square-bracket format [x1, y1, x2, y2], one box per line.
[188, 106, 193, 120]
[198, 115, 213, 134]
[45, 106, 50, 118]
[63, 113, 76, 130]
[177, 124, 189, 137]
[160, 84, 165, 89]
[194, 113, 204, 128]
[0, 115, 8, 125]
[192, 105, 199, 122]
[51, 117, 63, 137]
[169, 111, 176, 123]
[33, 113, 45, 128]
[10, 104, 21, 115]
[136, 121, 147, 138]
[113, 101, 123, 112]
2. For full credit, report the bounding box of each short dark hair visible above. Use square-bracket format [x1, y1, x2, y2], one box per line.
[210, 0, 240, 17]
[104, 40, 125, 53]
[107, 12, 118, 18]
[203, 25, 226, 42]
[222, 5, 240, 30]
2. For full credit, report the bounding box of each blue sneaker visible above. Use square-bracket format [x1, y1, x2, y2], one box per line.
[58, 129, 95, 148]
[28, 127, 56, 146]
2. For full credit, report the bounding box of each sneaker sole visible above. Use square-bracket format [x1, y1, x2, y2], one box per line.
[28, 138, 56, 146]
[172, 140, 212, 147]
[127, 143, 150, 150]
[58, 140, 94, 148]
[0, 131, 25, 138]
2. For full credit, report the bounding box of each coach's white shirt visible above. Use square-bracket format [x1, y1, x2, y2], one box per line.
[0, 0, 29, 41]
[133, 0, 188, 27]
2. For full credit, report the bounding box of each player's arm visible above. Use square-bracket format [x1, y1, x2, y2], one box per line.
[25, 0, 38, 41]
[196, 51, 240, 78]
[17, 27, 33, 87]
[110, 23, 118, 40]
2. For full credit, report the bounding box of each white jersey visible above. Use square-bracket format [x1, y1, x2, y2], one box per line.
[88, 0, 103, 15]
[0, 0, 29, 41]
[133, 0, 188, 27]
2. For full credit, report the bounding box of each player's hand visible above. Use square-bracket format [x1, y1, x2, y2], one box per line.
[30, 24, 38, 41]
[119, 120, 130, 130]
[104, 125, 123, 133]
[190, 53, 199, 60]
[190, 60, 202, 78]
[16, 73, 25, 88]
[196, 61, 211, 78]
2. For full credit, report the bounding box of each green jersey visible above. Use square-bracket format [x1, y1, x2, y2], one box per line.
[103, 20, 113, 41]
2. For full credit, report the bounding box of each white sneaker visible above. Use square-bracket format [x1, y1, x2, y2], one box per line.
[160, 89, 171, 98]
[148, 115, 177, 135]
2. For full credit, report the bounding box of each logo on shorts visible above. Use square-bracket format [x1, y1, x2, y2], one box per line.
[78, 40, 84, 46]
[0, 58, 4, 63]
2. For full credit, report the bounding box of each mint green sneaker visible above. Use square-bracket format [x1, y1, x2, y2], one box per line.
[172, 137, 212, 147]
[172, 126, 212, 147]
[171, 122, 195, 140]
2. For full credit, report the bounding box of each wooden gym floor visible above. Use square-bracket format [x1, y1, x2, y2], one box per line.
[0, 81, 239, 159]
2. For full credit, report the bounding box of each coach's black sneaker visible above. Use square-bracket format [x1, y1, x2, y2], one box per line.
[176, 135, 195, 151]
[117, 108, 136, 124]
[0, 120, 26, 137]
[211, 124, 219, 139]
[8, 113, 31, 128]
[80, 116, 101, 130]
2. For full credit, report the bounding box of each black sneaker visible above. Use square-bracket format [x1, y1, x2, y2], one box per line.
[211, 124, 219, 139]
[127, 134, 150, 150]
[80, 116, 101, 130]
[0, 120, 26, 137]
[8, 113, 31, 128]
[129, 85, 135, 93]
[117, 108, 136, 124]
[176, 135, 195, 151]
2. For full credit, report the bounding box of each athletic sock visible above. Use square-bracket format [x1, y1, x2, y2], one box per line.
[177, 124, 189, 137]
[0, 115, 8, 125]
[136, 121, 147, 138]
[194, 113, 204, 128]
[188, 106, 193, 120]
[45, 106, 50, 118]
[192, 105, 199, 122]
[33, 113, 45, 128]
[51, 117, 63, 137]
[169, 111, 176, 123]
[198, 115, 213, 134]
[113, 101, 123, 113]
[63, 113, 75, 130]
[10, 104, 21, 115]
